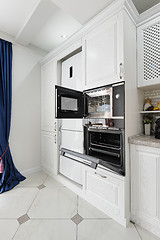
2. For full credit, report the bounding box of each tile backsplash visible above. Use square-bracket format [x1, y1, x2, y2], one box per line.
[144, 89, 160, 134]
[144, 89, 160, 108]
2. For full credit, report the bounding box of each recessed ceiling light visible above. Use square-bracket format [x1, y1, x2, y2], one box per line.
[61, 34, 68, 39]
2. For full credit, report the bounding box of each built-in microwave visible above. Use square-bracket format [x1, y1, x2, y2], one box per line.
[55, 82, 124, 119]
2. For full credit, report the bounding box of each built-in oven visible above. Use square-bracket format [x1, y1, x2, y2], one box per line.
[84, 126, 125, 175]
[55, 82, 124, 119]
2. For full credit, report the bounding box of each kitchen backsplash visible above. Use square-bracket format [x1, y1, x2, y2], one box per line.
[144, 89, 160, 133]
[144, 89, 160, 108]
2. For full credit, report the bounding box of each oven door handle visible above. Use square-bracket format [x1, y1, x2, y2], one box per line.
[89, 147, 120, 158]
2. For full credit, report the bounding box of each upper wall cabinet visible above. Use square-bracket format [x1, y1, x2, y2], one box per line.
[137, 16, 160, 88]
[83, 12, 124, 90]
[41, 58, 57, 132]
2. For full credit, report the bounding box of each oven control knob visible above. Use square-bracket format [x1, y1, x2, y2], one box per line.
[116, 94, 120, 99]
[110, 121, 114, 127]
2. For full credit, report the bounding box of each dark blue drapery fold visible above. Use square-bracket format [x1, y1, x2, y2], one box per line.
[0, 39, 25, 193]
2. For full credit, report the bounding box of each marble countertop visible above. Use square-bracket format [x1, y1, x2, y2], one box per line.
[128, 134, 160, 148]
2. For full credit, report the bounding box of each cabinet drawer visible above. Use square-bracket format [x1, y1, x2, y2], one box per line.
[84, 169, 124, 217]
[87, 172, 119, 206]
[61, 130, 83, 153]
[60, 155, 83, 185]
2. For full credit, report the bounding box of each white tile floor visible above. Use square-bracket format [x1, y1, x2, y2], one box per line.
[0, 171, 159, 240]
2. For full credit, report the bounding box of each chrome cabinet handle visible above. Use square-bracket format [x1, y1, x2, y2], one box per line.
[119, 63, 123, 79]
[54, 134, 57, 144]
[95, 172, 107, 179]
[54, 121, 57, 131]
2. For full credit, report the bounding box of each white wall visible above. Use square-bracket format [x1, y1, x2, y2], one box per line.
[9, 45, 42, 174]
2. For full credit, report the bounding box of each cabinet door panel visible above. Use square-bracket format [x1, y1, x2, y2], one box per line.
[60, 155, 83, 185]
[137, 152, 157, 217]
[84, 14, 123, 89]
[61, 119, 83, 131]
[41, 59, 57, 132]
[84, 168, 125, 219]
[131, 145, 160, 221]
[86, 172, 119, 207]
[61, 130, 83, 154]
[41, 131, 57, 174]
[137, 17, 160, 88]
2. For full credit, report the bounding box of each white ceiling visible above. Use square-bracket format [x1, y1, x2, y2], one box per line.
[50, 0, 114, 24]
[0, 0, 38, 36]
[0, 0, 159, 54]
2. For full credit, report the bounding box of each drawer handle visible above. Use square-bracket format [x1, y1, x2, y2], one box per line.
[95, 172, 107, 178]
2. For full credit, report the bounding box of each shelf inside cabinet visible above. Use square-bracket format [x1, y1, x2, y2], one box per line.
[140, 111, 160, 114]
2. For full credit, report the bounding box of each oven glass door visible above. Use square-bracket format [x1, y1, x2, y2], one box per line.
[86, 129, 125, 175]
[55, 85, 85, 118]
[88, 131, 122, 166]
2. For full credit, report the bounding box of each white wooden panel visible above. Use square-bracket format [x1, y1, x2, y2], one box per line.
[41, 58, 57, 132]
[41, 131, 57, 174]
[137, 152, 157, 217]
[86, 172, 119, 207]
[61, 52, 83, 91]
[61, 119, 83, 131]
[61, 130, 83, 153]
[60, 155, 83, 185]
[131, 144, 160, 238]
[83, 13, 123, 90]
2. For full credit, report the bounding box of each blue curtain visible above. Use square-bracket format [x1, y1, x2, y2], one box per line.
[0, 39, 25, 193]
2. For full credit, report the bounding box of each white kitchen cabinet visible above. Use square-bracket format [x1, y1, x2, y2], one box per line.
[130, 144, 160, 238]
[61, 130, 83, 154]
[60, 155, 83, 185]
[41, 58, 57, 132]
[61, 119, 83, 132]
[41, 58, 58, 175]
[137, 16, 160, 88]
[83, 12, 123, 90]
[41, 131, 58, 175]
[83, 166, 126, 226]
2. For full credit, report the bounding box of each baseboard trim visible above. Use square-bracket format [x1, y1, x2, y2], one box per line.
[131, 213, 160, 238]
[21, 166, 42, 176]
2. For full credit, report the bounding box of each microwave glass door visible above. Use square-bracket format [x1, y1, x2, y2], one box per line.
[55, 86, 84, 118]
[86, 88, 112, 118]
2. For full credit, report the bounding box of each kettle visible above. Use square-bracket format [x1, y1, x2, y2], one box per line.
[155, 118, 160, 139]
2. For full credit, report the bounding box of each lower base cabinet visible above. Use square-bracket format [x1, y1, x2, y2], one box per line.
[130, 144, 160, 238]
[83, 166, 126, 226]
[41, 131, 58, 175]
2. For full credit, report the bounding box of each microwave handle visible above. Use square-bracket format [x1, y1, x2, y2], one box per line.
[83, 93, 88, 118]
